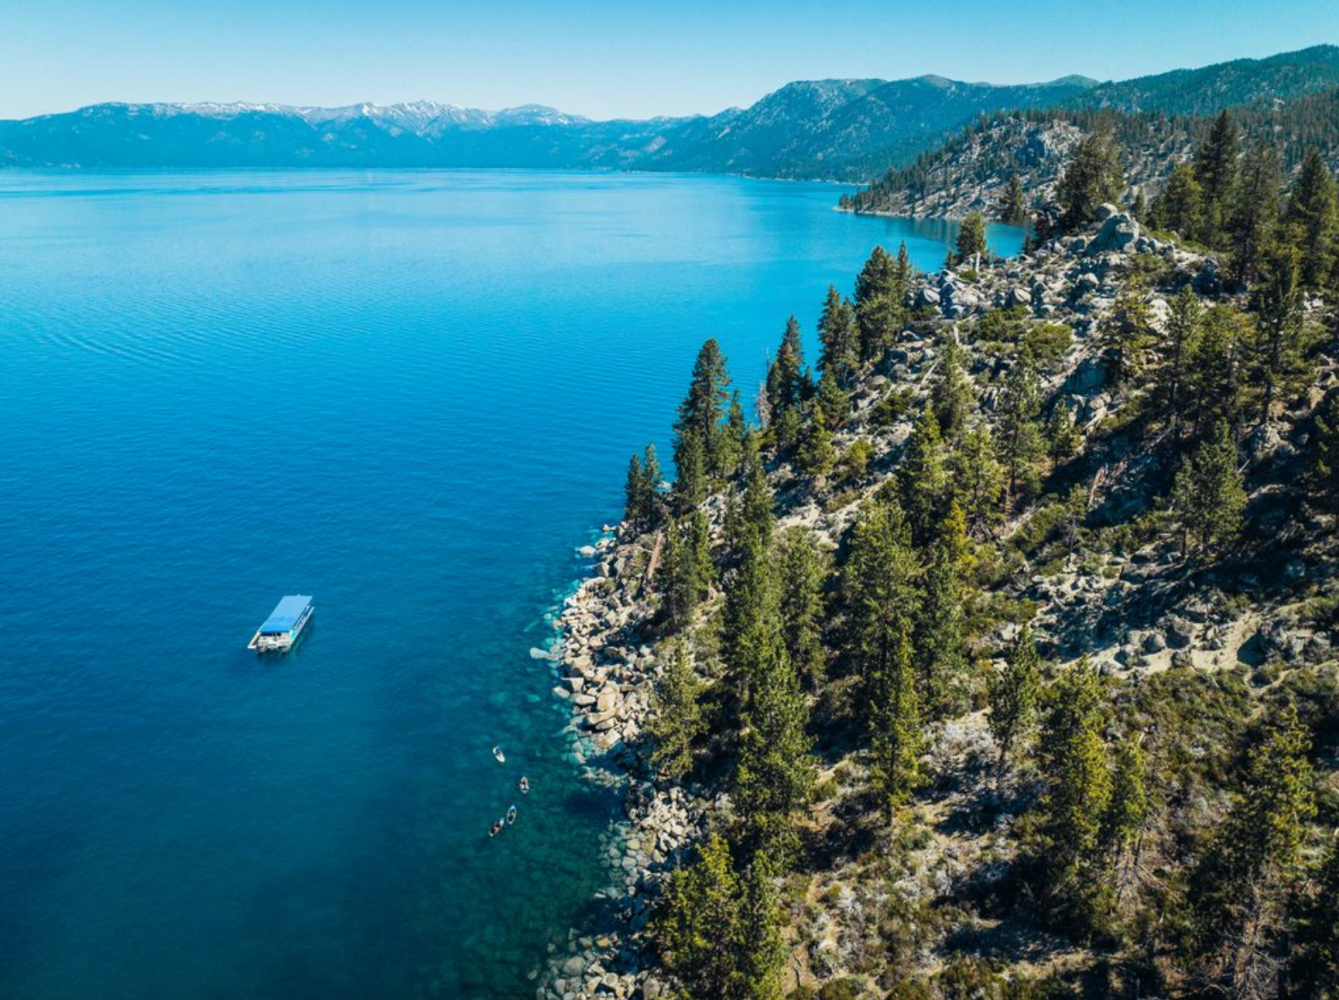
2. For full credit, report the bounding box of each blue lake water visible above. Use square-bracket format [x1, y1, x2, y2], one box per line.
[0, 168, 1021, 1000]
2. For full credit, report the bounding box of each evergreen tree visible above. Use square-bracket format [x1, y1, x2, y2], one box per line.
[843, 495, 921, 693]
[1000, 174, 1028, 225]
[660, 511, 713, 627]
[869, 621, 923, 821]
[1227, 142, 1283, 286]
[950, 423, 1005, 538]
[1172, 420, 1246, 557]
[1056, 124, 1125, 232]
[955, 212, 989, 265]
[625, 452, 646, 527]
[1157, 164, 1205, 239]
[817, 284, 860, 388]
[777, 527, 827, 686]
[1283, 147, 1338, 290]
[647, 643, 706, 780]
[989, 624, 1041, 766]
[655, 834, 741, 1000]
[1099, 733, 1147, 864]
[675, 428, 708, 509]
[1185, 704, 1316, 999]
[899, 404, 949, 546]
[1159, 286, 1203, 435]
[998, 349, 1045, 509]
[720, 390, 748, 479]
[814, 371, 851, 430]
[1045, 404, 1081, 463]
[795, 402, 836, 478]
[854, 245, 905, 362]
[1035, 658, 1114, 930]
[931, 333, 974, 440]
[1193, 110, 1239, 244]
[1249, 241, 1309, 423]
[1186, 305, 1249, 439]
[675, 339, 733, 477]
[765, 317, 807, 450]
[735, 627, 815, 864]
[730, 860, 785, 1000]
[916, 531, 967, 717]
[722, 460, 776, 697]
[1098, 276, 1153, 386]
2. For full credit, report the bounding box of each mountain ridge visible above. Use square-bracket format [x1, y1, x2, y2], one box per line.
[1, 45, 1336, 181]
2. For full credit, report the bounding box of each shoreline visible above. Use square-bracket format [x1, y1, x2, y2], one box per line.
[536, 526, 710, 1000]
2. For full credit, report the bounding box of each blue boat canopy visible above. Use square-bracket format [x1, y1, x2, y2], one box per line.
[260, 595, 313, 634]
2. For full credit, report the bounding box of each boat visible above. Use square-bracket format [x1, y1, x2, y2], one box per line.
[248, 595, 314, 653]
[519, 776, 530, 795]
[492, 746, 506, 763]
[506, 804, 518, 825]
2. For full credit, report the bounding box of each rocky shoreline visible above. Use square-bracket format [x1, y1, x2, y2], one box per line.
[536, 529, 711, 1000]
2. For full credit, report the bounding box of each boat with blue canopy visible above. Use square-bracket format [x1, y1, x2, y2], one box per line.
[248, 595, 314, 653]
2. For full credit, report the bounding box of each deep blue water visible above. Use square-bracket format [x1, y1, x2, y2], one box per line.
[0, 169, 1021, 1000]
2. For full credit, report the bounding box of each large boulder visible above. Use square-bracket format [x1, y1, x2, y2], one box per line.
[1088, 212, 1140, 255]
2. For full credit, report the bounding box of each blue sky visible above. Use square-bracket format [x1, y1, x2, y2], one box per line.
[3, 0, 1337, 120]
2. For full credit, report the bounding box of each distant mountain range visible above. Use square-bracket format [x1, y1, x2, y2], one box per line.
[2, 45, 1337, 181]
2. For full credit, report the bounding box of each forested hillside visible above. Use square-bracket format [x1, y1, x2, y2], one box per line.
[843, 88, 1339, 220]
[542, 115, 1339, 1000]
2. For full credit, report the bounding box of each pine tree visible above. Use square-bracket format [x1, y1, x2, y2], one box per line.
[931, 333, 974, 440]
[675, 428, 708, 509]
[765, 317, 807, 450]
[647, 643, 706, 780]
[641, 443, 662, 519]
[916, 532, 966, 718]
[655, 833, 741, 1000]
[625, 453, 646, 527]
[1193, 110, 1239, 244]
[1045, 404, 1081, 463]
[950, 423, 1005, 538]
[955, 212, 989, 265]
[843, 495, 921, 692]
[817, 284, 860, 388]
[989, 624, 1041, 766]
[1159, 286, 1203, 435]
[777, 527, 827, 685]
[1172, 420, 1246, 557]
[1186, 305, 1249, 439]
[998, 349, 1045, 508]
[1157, 164, 1205, 239]
[735, 628, 815, 864]
[722, 460, 776, 697]
[1036, 658, 1113, 930]
[1099, 276, 1153, 386]
[675, 339, 733, 477]
[720, 390, 748, 479]
[730, 860, 786, 1000]
[1249, 241, 1309, 423]
[795, 402, 836, 478]
[660, 512, 712, 627]
[814, 371, 850, 430]
[1227, 142, 1283, 286]
[1056, 124, 1125, 232]
[869, 621, 923, 822]
[1185, 704, 1315, 999]
[899, 404, 949, 546]
[855, 245, 905, 362]
[1284, 147, 1338, 289]
[1000, 174, 1028, 225]
[1099, 734, 1147, 864]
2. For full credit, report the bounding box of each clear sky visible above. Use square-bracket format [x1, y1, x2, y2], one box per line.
[3, 0, 1337, 120]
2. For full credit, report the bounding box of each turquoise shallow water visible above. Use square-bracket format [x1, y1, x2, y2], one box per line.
[0, 169, 1021, 1000]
